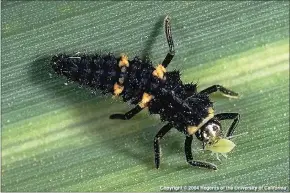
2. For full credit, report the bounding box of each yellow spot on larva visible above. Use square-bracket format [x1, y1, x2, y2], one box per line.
[208, 107, 214, 115]
[119, 54, 129, 67]
[187, 126, 199, 134]
[139, 93, 153, 108]
[187, 108, 215, 135]
[152, 64, 166, 79]
[113, 83, 124, 96]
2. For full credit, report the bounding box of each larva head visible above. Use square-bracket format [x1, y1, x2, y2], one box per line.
[196, 120, 236, 155]
[195, 119, 222, 144]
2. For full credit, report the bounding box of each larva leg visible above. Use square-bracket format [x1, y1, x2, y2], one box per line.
[214, 113, 240, 137]
[184, 135, 217, 170]
[161, 15, 175, 68]
[199, 85, 239, 99]
[109, 105, 143, 120]
[110, 93, 152, 120]
[154, 123, 173, 169]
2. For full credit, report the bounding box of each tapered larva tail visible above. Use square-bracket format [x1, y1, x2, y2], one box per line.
[51, 53, 120, 94]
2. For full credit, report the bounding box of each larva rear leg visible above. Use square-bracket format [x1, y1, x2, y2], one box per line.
[199, 85, 239, 99]
[154, 123, 173, 169]
[109, 93, 153, 120]
[109, 105, 143, 120]
[152, 16, 176, 80]
[161, 15, 175, 68]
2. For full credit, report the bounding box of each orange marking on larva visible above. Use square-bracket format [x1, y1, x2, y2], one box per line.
[187, 126, 199, 135]
[119, 54, 129, 67]
[139, 92, 153, 108]
[187, 107, 215, 135]
[152, 64, 166, 79]
[113, 83, 124, 96]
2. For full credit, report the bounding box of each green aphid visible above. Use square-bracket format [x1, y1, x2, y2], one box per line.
[205, 138, 236, 161]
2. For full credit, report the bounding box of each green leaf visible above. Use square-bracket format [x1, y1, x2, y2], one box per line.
[2, 1, 289, 192]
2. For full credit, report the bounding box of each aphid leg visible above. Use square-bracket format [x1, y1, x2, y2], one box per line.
[161, 16, 175, 68]
[154, 123, 173, 169]
[199, 85, 239, 99]
[221, 153, 228, 159]
[184, 135, 217, 170]
[202, 142, 205, 150]
[210, 152, 221, 162]
[215, 113, 240, 137]
[215, 153, 221, 162]
[227, 132, 248, 140]
[109, 105, 143, 120]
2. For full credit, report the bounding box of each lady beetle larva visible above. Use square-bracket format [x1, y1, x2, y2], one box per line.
[52, 16, 240, 170]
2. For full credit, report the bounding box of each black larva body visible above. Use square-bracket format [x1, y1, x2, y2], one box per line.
[51, 16, 240, 170]
[51, 53, 212, 135]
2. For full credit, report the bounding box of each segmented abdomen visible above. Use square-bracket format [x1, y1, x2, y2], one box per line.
[51, 53, 212, 133]
[51, 53, 155, 104]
